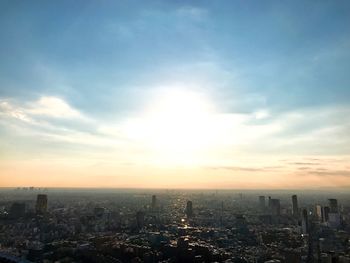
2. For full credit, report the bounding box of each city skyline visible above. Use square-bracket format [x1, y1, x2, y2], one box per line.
[1, 1, 350, 188]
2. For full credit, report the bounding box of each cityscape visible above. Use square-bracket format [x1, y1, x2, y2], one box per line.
[1, 1, 350, 262]
[0, 188, 350, 262]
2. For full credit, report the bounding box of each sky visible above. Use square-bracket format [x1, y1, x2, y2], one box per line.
[1, 0, 350, 189]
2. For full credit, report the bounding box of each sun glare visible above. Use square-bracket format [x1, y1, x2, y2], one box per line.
[122, 89, 219, 164]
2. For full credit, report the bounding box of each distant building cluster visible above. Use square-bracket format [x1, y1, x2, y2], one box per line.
[0, 189, 350, 262]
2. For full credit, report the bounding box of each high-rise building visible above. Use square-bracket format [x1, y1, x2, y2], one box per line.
[328, 199, 338, 213]
[328, 213, 341, 228]
[185, 200, 193, 218]
[292, 195, 299, 216]
[315, 205, 323, 221]
[10, 202, 26, 218]
[259, 196, 265, 211]
[151, 195, 157, 211]
[323, 206, 330, 222]
[301, 209, 309, 234]
[270, 199, 280, 216]
[35, 194, 48, 214]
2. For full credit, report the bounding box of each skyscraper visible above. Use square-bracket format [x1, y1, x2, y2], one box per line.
[185, 200, 193, 218]
[270, 199, 280, 216]
[315, 205, 323, 221]
[259, 196, 265, 211]
[292, 195, 299, 216]
[35, 194, 48, 215]
[301, 209, 309, 234]
[328, 199, 338, 213]
[323, 206, 330, 222]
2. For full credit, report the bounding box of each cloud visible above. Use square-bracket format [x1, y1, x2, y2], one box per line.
[176, 6, 208, 21]
[0, 96, 85, 121]
[306, 170, 350, 177]
[206, 166, 282, 172]
[1, 94, 350, 173]
[27, 96, 83, 119]
[289, 162, 320, 166]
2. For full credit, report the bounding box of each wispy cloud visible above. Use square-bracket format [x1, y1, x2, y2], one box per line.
[0, 96, 86, 121]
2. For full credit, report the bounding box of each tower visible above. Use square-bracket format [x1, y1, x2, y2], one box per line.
[323, 206, 330, 222]
[292, 195, 299, 216]
[36, 194, 48, 214]
[301, 209, 308, 234]
[185, 200, 193, 218]
[270, 199, 280, 216]
[315, 205, 323, 221]
[328, 199, 338, 213]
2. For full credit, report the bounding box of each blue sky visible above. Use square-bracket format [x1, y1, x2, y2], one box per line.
[1, 1, 350, 188]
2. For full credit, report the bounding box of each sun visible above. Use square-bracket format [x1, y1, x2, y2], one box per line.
[122, 88, 219, 164]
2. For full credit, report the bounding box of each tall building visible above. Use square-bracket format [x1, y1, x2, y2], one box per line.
[292, 195, 299, 216]
[35, 194, 48, 214]
[259, 196, 265, 211]
[328, 199, 338, 213]
[315, 205, 323, 221]
[151, 195, 157, 211]
[301, 209, 309, 234]
[270, 199, 280, 216]
[328, 213, 341, 228]
[185, 200, 193, 218]
[323, 206, 330, 222]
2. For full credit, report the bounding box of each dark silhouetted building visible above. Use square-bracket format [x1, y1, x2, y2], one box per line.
[328, 199, 338, 213]
[270, 199, 280, 216]
[35, 194, 47, 214]
[185, 200, 193, 218]
[302, 209, 308, 234]
[323, 206, 330, 222]
[292, 195, 298, 216]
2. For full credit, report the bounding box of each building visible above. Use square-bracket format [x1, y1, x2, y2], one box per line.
[35, 194, 48, 214]
[268, 196, 272, 208]
[328, 213, 341, 228]
[328, 199, 338, 213]
[292, 195, 299, 217]
[185, 200, 193, 218]
[301, 209, 308, 234]
[259, 196, 265, 211]
[323, 206, 330, 222]
[270, 199, 280, 216]
[315, 205, 323, 221]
